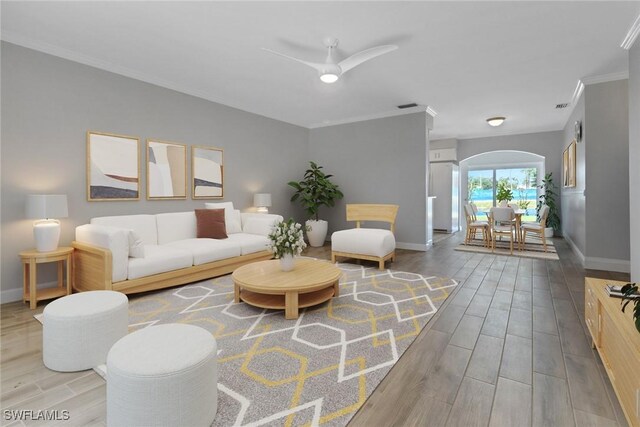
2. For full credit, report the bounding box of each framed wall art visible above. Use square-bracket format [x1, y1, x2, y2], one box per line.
[146, 139, 187, 200]
[563, 140, 577, 188]
[192, 146, 224, 199]
[87, 131, 140, 201]
[567, 140, 576, 187]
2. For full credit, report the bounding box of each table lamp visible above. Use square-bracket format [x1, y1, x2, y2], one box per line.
[26, 194, 68, 252]
[253, 193, 272, 214]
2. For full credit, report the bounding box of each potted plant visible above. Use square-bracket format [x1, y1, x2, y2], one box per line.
[496, 181, 513, 207]
[288, 161, 344, 247]
[537, 172, 560, 237]
[620, 283, 640, 333]
[267, 219, 308, 271]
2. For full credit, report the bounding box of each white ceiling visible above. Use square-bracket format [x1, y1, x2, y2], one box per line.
[2, 1, 639, 140]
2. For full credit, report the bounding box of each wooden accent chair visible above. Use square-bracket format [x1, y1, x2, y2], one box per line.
[463, 204, 489, 247]
[521, 205, 549, 252]
[489, 207, 516, 254]
[331, 204, 399, 270]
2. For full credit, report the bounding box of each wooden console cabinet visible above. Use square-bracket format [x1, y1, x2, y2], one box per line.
[585, 277, 640, 427]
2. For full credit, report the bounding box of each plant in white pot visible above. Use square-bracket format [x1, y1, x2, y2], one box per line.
[267, 219, 308, 271]
[537, 172, 560, 237]
[288, 161, 344, 247]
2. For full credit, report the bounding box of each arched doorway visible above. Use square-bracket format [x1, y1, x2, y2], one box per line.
[459, 150, 545, 225]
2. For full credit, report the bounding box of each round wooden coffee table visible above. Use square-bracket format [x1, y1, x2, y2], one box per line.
[232, 259, 342, 319]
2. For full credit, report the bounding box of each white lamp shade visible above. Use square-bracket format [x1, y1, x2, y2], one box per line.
[26, 195, 68, 219]
[253, 193, 272, 208]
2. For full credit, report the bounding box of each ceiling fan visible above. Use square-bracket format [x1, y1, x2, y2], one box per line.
[263, 37, 398, 84]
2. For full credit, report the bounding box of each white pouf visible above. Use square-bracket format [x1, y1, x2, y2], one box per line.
[106, 323, 218, 427]
[43, 290, 128, 372]
[331, 228, 396, 258]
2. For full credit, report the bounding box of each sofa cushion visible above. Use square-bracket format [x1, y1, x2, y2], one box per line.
[204, 202, 242, 234]
[242, 215, 279, 237]
[331, 228, 396, 258]
[127, 245, 192, 280]
[128, 230, 145, 258]
[76, 224, 129, 283]
[195, 209, 227, 239]
[91, 215, 158, 245]
[164, 238, 242, 265]
[225, 233, 270, 255]
[241, 214, 284, 236]
[156, 212, 197, 245]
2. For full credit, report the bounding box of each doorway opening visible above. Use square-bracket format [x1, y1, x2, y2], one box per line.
[460, 151, 545, 223]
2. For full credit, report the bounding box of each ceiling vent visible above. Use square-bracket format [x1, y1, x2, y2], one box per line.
[397, 103, 418, 109]
[555, 103, 569, 109]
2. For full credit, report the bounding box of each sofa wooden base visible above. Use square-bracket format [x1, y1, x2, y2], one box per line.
[72, 240, 272, 295]
[331, 250, 395, 270]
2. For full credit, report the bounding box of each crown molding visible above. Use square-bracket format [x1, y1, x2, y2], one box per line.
[581, 71, 629, 85]
[621, 14, 640, 50]
[309, 105, 428, 129]
[426, 106, 438, 118]
[571, 80, 585, 106]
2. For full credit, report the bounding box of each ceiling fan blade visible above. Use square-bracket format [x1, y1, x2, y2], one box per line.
[338, 45, 398, 73]
[262, 48, 324, 72]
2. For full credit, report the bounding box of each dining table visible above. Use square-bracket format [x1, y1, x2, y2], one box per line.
[479, 208, 527, 249]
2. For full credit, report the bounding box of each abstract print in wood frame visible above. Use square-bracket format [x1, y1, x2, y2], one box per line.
[192, 146, 224, 199]
[87, 131, 140, 201]
[147, 139, 187, 200]
[567, 140, 576, 187]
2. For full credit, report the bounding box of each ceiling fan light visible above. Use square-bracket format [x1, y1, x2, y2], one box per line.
[486, 116, 506, 127]
[320, 73, 339, 83]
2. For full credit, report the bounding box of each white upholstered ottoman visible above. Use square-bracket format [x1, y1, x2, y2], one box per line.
[43, 290, 128, 372]
[331, 228, 396, 270]
[106, 323, 218, 427]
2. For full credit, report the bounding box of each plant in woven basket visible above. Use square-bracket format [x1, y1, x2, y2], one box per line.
[620, 283, 640, 333]
[267, 219, 308, 259]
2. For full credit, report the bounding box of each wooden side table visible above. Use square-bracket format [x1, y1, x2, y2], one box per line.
[19, 247, 73, 309]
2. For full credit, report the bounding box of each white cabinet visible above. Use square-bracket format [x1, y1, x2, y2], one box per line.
[429, 148, 457, 162]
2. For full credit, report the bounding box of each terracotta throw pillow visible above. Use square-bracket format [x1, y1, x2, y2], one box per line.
[195, 209, 227, 239]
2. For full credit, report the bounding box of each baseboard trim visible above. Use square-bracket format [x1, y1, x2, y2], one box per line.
[584, 256, 631, 273]
[563, 233, 586, 266]
[396, 242, 429, 252]
[1, 280, 59, 304]
[0, 288, 24, 304]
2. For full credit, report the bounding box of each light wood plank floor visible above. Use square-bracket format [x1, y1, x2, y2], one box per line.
[0, 234, 630, 426]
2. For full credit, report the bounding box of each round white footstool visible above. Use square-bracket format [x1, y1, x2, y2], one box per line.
[43, 290, 128, 372]
[106, 323, 218, 427]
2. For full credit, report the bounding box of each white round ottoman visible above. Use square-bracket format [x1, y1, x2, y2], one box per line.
[43, 290, 128, 372]
[106, 323, 218, 427]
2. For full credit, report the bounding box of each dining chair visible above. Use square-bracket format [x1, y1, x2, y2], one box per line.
[489, 207, 516, 254]
[464, 204, 489, 247]
[521, 205, 549, 252]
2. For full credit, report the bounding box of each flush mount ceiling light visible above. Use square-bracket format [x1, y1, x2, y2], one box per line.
[486, 116, 506, 127]
[263, 37, 397, 84]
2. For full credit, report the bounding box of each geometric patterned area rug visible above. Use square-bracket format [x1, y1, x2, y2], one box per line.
[124, 261, 458, 426]
[455, 234, 559, 260]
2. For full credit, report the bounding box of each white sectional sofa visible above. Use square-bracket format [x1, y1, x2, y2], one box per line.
[72, 209, 282, 295]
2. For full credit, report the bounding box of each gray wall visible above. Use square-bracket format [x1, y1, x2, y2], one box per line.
[630, 42, 640, 281]
[308, 113, 429, 248]
[1, 43, 309, 300]
[561, 93, 586, 257]
[457, 131, 563, 205]
[584, 80, 629, 262]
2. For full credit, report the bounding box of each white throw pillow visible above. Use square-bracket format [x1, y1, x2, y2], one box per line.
[242, 216, 278, 237]
[128, 230, 145, 258]
[204, 202, 242, 234]
[228, 209, 242, 234]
